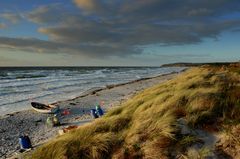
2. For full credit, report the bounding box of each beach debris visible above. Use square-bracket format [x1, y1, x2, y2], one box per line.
[46, 114, 60, 127]
[62, 109, 70, 116]
[91, 91, 97, 95]
[46, 117, 54, 127]
[75, 117, 81, 120]
[53, 114, 60, 125]
[58, 125, 78, 135]
[106, 84, 115, 89]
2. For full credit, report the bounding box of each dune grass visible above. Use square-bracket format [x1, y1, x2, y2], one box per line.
[28, 64, 240, 159]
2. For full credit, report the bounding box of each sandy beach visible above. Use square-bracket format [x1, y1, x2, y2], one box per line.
[0, 71, 183, 158]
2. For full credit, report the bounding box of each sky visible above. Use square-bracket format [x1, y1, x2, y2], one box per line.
[0, 0, 240, 66]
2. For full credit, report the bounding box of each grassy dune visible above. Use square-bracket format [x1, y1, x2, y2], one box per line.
[28, 64, 240, 159]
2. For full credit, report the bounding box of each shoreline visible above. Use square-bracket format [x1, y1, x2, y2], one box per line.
[1, 70, 185, 118]
[0, 70, 186, 158]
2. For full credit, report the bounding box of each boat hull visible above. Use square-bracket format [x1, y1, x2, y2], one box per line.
[31, 102, 59, 114]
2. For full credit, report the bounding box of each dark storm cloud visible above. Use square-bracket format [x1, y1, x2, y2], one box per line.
[39, 19, 240, 46]
[0, 36, 137, 57]
[1, 0, 240, 57]
[119, 0, 234, 18]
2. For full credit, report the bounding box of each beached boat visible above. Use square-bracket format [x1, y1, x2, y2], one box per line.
[31, 102, 59, 114]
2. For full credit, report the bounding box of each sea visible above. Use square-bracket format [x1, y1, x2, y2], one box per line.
[0, 67, 184, 116]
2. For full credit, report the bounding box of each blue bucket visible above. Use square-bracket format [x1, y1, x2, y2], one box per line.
[19, 135, 32, 149]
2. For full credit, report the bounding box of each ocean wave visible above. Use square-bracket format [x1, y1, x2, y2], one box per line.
[0, 91, 57, 107]
[0, 76, 93, 90]
[0, 67, 185, 115]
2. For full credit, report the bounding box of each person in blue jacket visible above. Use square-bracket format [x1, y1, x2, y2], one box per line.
[96, 104, 104, 116]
